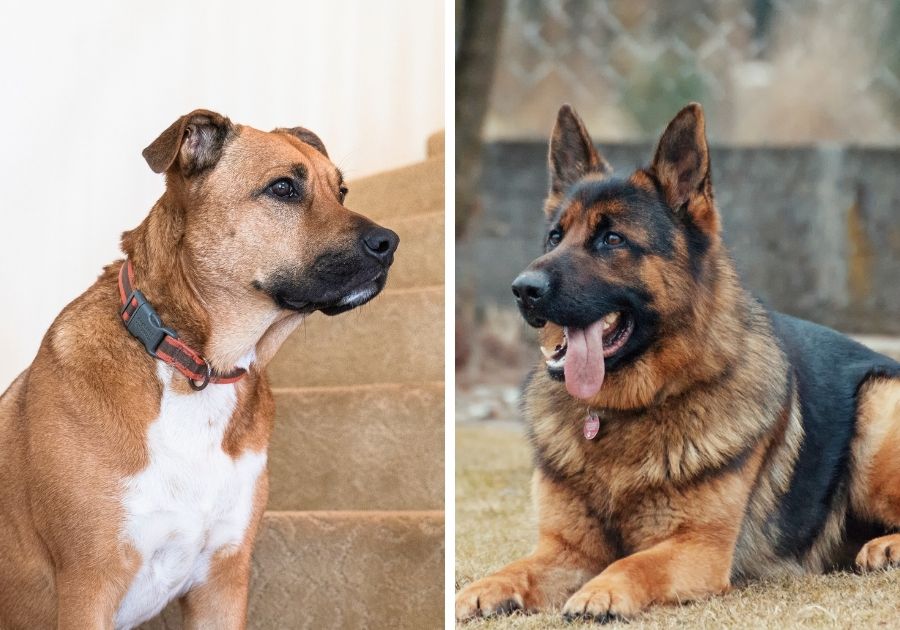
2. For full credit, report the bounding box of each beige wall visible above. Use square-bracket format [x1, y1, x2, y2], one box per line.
[0, 0, 443, 387]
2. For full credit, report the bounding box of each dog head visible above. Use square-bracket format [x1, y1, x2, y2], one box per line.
[512, 103, 722, 403]
[141, 109, 399, 317]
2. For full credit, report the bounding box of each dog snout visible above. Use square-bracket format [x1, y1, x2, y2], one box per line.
[512, 270, 551, 310]
[362, 226, 399, 265]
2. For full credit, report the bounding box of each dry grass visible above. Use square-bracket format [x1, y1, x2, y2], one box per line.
[456, 424, 900, 629]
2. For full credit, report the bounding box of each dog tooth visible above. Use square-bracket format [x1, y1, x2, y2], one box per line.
[546, 355, 565, 369]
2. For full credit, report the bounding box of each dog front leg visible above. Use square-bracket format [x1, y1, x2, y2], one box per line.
[456, 537, 603, 620]
[56, 570, 126, 630]
[561, 530, 734, 622]
[179, 548, 252, 630]
[456, 471, 613, 619]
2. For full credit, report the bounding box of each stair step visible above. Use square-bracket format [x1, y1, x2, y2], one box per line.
[348, 157, 443, 222]
[141, 510, 444, 630]
[382, 210, 444, 290]
[268, 286, 443, 388]
[268, 383, 444, 511]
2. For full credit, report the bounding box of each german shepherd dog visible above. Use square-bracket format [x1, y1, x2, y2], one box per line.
[456, 103, 900, 622]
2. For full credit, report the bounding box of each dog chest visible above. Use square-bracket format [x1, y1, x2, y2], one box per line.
[114, 364, 266, 630]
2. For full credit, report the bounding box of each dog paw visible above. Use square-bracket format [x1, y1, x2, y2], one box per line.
[561, 574, 644, 622]
[455, 575, 527, 621]
[856, 534, 900, 572]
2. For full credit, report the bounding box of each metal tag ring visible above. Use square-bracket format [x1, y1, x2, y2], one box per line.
[189, 362, 211, 391]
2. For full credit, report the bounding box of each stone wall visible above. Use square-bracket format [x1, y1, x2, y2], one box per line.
[457, 142, 900, 335]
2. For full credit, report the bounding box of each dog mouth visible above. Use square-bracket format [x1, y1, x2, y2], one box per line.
[541, 311, 634, 400]
[277, 271, 387, 316]
[319, 274, 386, 315]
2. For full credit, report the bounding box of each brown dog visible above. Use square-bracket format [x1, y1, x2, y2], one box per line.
[456, 103, 900, 622]
[0, 109, 398, 629]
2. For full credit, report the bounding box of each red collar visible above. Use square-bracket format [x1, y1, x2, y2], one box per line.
[117, 260, 246, 390]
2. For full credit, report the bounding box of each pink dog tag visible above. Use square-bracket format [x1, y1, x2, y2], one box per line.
[583, 412, 600, 440]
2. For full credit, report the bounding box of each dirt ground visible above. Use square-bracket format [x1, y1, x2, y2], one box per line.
[456, 423, 900, 629]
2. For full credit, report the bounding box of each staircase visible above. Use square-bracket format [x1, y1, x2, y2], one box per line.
[142, 133, 445, 629]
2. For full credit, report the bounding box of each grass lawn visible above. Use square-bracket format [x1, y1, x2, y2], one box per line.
[456, 423, 900, 629]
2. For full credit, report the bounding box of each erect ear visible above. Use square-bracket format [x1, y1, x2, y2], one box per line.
[649, 103, 718, 233]
[548, 104, 612, 195]
[142, 109, 234, 176]
[273, 127, 329, 158]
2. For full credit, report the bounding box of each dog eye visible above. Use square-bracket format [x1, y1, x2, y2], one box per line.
[339, 185, 348, 203]
[267, 178, 298, 199]
[547, 228, 563, 248]
[603, 232, 625, 247]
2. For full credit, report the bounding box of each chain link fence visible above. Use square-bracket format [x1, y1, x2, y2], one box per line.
[485, 0, 900, 144]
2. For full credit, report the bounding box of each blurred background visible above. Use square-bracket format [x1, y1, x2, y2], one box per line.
[0, 0, 443, 388]
[456, 0, 900, 419]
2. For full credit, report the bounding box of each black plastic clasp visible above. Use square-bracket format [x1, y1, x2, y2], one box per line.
[121, 289, 178, 355]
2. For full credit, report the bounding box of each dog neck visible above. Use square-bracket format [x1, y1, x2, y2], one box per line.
[644, 242, 752, 403]
[120, 195, 304, 375]
[596, 239, 751, 411]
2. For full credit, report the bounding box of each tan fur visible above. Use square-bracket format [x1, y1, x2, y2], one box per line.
[851, 379, 900, 524]
[0, 110, 389, 629]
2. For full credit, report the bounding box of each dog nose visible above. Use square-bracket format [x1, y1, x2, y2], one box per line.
[511, 270, 550, 309]
[362, 227, 399, 264]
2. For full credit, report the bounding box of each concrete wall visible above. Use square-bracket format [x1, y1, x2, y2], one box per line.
[458, 142, 900, 335]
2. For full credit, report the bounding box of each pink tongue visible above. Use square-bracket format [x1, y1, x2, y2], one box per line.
[564, 320, 606, 400]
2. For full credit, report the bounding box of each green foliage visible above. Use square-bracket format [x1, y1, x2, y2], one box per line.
[621, 57, 710, 135]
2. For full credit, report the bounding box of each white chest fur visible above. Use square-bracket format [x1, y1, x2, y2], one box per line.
[115, 363, 266, 630]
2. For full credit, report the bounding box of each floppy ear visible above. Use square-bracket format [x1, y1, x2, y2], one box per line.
[548, 104, 612, 195]
[273, 127, 329, 158]
[142, 109, 234, 176]
[649, 103, 718, 233]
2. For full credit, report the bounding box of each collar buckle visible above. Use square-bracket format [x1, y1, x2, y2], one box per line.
[122, 289, 178, 356]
